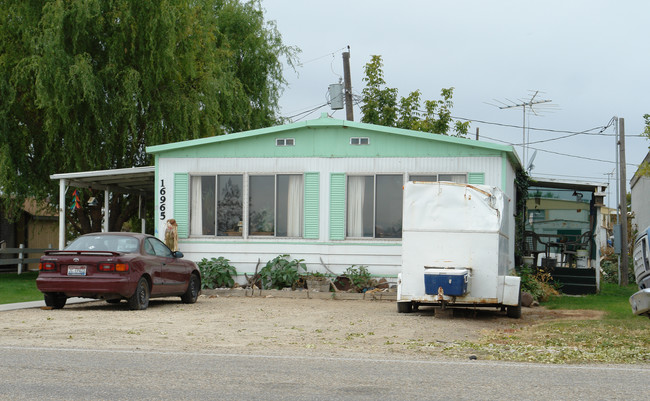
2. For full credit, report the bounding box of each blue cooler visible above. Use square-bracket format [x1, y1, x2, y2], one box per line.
[424, 269, 469, 296]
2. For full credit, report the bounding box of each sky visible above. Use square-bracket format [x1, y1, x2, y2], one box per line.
[262, 0, 649, 207]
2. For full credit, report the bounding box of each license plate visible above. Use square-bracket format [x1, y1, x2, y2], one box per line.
[67, 265, 87, 276]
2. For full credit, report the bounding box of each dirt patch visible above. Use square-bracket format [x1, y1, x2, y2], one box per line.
[0, 295, 598, 359]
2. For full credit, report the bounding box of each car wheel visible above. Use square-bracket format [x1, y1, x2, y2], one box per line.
[128, 277, 150, 310]
[44, 292, 67, 309]
[181, 273, 200, 304]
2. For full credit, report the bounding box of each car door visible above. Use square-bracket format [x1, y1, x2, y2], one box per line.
[148, 237, 188, 294]
[143, 239, 165, 296]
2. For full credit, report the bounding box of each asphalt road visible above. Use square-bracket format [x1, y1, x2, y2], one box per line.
[1, 346, 648, 400]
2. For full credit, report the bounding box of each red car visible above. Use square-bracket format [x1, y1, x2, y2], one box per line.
[37, 232, 201, 310]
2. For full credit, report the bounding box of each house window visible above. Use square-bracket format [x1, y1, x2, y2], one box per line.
[409, 174, 467, 184]
[347, 174, 402, 238]
[350, 137, 369, 145]
[276, 138, 295, 146]
[190, 175, 243, 236]
[249, 174, 303, 237]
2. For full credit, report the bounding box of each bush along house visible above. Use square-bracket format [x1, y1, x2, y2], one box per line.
[146, 113, 521, 285]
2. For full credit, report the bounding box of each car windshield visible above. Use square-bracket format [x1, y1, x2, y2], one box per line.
[65, 235, 140, 253]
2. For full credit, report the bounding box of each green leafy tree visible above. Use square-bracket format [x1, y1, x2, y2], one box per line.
[360, 55, 469, 137]
[0, 0, 297, 234]
[639, 114, 650, 177]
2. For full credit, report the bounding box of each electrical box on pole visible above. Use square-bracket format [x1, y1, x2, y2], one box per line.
[328, 83, 344, 110]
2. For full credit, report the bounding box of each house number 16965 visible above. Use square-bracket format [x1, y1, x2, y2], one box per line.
[159, 180, 167, 220]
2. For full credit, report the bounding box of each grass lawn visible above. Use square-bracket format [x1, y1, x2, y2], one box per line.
[452, 283, 650, 364]
[0, 271, 43, 304]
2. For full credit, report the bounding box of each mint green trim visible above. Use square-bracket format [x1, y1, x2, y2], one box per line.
[468, 172, 485, 185]
[329, 173, 346, 240]
[174, 173, 189, 238]
[303, 172, 320, 239]
[501, 153, 507, 191]
[147, 115, 519, 169]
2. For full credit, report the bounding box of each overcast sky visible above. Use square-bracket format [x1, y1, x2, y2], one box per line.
[263, 0, 649, 206]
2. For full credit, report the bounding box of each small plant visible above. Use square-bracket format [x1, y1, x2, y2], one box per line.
[517, 265, 559, 302]
[197, 257, 237, 289]
[344, 265, 373, 292]
[259, 254, 306, 289]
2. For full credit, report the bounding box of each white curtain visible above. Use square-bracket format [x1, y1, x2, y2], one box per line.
[347, 176, 366, 237]
[190, 176, 202, 235]
[287, 175, 303, 237]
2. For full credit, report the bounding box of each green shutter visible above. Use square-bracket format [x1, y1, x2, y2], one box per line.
[468, 172, 485, 185]
[329, 173, 346, 240]
[303, 172, 320, 239]
[174, 173, 189, 238]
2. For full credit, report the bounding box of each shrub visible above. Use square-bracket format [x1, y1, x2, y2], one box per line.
[344, 265, 373, 292]
[197, 257, 237, 289]
[517, 266, 559, 302]
[600, 246, 636, 285]
[259, 254, 306, 290]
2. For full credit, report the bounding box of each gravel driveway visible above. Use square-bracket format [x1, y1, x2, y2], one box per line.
[0, 294, 585, 359]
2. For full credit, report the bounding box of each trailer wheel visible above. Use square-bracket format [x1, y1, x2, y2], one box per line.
[506, 290, 522, 319]
[397, 301, 413, 313]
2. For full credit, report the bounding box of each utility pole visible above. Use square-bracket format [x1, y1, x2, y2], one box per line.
[342, 47, 353, 121]
[618, 117, 629, 285]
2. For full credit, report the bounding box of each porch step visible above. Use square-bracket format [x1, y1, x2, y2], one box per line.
[551, 267, 598, 295]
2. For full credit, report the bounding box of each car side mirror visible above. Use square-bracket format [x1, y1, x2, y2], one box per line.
[172, 251, 184, 258]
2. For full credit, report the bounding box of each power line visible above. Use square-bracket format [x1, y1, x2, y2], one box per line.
[479, 133, 638, 167]
[285, 103, 329, 122]
[297, 46, 348, 67]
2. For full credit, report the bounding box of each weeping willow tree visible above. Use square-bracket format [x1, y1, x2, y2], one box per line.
[0, 0, 297, 234]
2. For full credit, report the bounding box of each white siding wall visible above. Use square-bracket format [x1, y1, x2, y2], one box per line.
[156, 156, 514, 282]
[632, 176, 650, 232]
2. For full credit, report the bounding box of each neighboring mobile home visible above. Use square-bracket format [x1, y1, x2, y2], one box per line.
[631, 152, 650, 233]
[146, 114, 521, 283]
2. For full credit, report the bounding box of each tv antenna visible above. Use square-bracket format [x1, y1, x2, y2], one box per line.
[490, 90, 556, 168]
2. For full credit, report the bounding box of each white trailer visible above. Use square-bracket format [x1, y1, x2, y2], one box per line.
[397, 182, 522, 318]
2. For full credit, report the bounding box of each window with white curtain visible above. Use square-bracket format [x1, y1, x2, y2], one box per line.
[190, 175, 243, 236]
[347, 174, 402, 238]
[249, 174, 303, 237]
[409, 174, 467, 184]
[191, 174, 303, 238]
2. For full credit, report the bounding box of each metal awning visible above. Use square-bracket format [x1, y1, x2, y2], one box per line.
[50, 167, 155, 249]
[50, 166, 155, 196]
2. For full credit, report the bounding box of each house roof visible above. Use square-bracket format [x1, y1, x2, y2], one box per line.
[530, 177, 607, 194]
[146, 113, 522, 168]
[50, 166, 155, 197]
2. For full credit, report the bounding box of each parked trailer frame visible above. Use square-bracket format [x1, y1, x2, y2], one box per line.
[397, 182, 521, 318]
[630, 226, 650, 318]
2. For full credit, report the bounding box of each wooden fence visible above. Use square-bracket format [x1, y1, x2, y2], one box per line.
[0, 244, 53, 274]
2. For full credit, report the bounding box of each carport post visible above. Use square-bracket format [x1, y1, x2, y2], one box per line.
[103, 189, 109, 232]
[58, 179, 66, 249]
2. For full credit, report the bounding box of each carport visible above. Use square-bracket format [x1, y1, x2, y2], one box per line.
[50, 167, 155, 249]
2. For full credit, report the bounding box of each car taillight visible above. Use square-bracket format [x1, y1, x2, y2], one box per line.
[39, 262, 56, 271]
[98, 263, 129, 272]
[99, 263, 114, 272]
